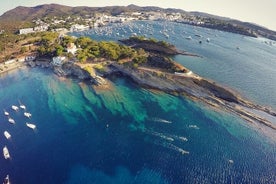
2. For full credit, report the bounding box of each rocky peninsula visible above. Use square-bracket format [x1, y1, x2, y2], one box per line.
[16, 35, 276, 133]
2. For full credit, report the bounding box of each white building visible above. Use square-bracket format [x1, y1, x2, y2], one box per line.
[66, 43, 77, 55]
[34, 25, 49, 32]
[19, 28, 34, 35]
[70, 24, 89, 32]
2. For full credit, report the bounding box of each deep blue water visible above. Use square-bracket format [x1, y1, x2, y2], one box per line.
[0, 21, 275, 183]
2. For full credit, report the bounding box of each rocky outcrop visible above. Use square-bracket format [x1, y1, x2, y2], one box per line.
[59, 62, 91, 80]
[53, 62, 108, 87]
[147, 55, 189, 73]
[193, 79, 240, 103]
[26, 58, 51, 68]
[107, 63, 276, 131]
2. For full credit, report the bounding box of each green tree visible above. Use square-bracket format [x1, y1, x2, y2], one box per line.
[75, 37, 94, 48]
[61, 36, 76, 48]
[20, 46, 28, 53]
[55, 45, 64, 56]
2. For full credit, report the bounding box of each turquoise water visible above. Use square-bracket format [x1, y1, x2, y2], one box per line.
[0, 67, 275, 183]
[0, 21, 275, 183]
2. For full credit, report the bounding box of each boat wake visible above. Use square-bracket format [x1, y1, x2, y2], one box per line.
[150, 117, 172, 124]
[144, 129, 189, 155]
[145, 130, 174, 142]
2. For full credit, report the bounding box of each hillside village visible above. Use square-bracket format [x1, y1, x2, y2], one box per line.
[0, 10, 207, 70]
[17, 11, 199, 35]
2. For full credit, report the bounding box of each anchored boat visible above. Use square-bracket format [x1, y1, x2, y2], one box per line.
[11, 105, 19, 111]
[3, 146, 10, 159]
[24, 112, 32, 118]
[4, 131, 11, 139]
[26, 123, 36, 129]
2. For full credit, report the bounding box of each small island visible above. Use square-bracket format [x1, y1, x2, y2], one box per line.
[0, 31, 275, 132]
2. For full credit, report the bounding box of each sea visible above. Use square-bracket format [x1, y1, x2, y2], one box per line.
[0, 21, 275, 184]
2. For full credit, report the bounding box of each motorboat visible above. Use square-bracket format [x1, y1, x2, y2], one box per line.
[19, 100, 26, 110]
[20, 104, 26, 110]
[186, 36, 192, 40]
[8, 118, 15, 124]
[24, 112, 32, 118]
[3, 175, 10, 184]
[11, 105, 19, 111]
[3, 146, 10, 159]
[26, 123, 36, 129]
[4, 131, 11, 139]
[229, 159, 234, 164]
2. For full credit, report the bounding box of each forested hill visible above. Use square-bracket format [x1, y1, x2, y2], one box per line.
[0, 4, 184, 22]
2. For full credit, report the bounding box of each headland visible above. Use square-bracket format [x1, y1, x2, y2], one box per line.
[1, 32, 276, 133]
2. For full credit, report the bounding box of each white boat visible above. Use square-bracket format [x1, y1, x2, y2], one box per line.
[4, 110, 9, 116]
[11, 105, 19, 111]
[20, 104, 26, 110]
[26, 123, 36, 129]
[24, 112, 32, 118]
[4, 131, 11, 139]
[8, 118, 15, 124]
[3, 146, 10, 159]
[19, 100, 26, 110]
[186, 36, 192, 40]
[189, 125, 199, 129]
[3, 174, 10, 184]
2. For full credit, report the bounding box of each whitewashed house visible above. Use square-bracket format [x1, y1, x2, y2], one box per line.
[66, 43, 77, 55]
[19, 28, 34, 35]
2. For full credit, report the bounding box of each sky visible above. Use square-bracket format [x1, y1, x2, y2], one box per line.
[0, 0, 275, 31]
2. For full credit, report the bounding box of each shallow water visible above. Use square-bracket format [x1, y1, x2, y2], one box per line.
[0, 67, 275, 183]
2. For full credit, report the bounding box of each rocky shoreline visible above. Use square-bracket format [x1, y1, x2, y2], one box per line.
[18, 35, 274, 135]
[104, 63, 276, 131]
[26, 58, 108, 86]
[24, 57, 276, 132]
